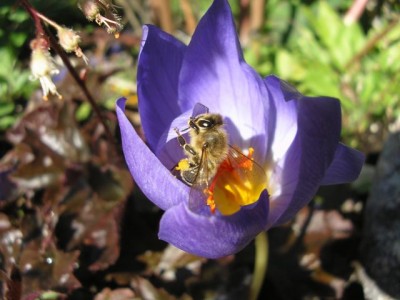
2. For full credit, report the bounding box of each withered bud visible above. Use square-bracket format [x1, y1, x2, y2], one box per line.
[79, 0, 122, 37]
[79, 0, 100, 21]
[57, 27, 88, 64]
[57, 27, 81, 53]
[29, 38, 61, 100]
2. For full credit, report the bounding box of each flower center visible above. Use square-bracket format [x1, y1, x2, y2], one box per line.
[206, 147, 267, 215]
[175, 147, 267, 215]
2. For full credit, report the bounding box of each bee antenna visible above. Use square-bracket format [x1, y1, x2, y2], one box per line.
[180, 126, 190, 133]
[174, 126, 190, 134]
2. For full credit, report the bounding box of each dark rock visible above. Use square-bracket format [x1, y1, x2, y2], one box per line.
[360, 132, 400, 298]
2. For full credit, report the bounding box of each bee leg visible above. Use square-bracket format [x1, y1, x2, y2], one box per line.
[174, 128, 198, 157]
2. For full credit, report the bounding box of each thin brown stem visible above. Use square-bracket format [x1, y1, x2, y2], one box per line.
[149, 0, 174, 34]
[345, 16, 400, 70]
[44, 27, 115, 144]
[20, 0, 116, 145]
[239, 0, 251, 45]
[19, 0, 45, 38]
[180, 0, 197, 35]
[250, 0, 265, 32]
[34, 11, 62, 31]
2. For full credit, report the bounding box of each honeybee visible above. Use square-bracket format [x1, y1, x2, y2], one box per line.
[174, 105, 228, 185]
[174, 103, 266, 215]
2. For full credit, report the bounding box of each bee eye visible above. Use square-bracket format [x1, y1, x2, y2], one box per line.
[198, 120, 213, 128]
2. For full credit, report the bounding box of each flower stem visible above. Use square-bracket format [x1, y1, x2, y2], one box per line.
[35, 11, 63, 31]
[149, 0, 174, 34]
[249, 231, 269, 300]
[43, 25, 116, 145]
[344, 16, 400, 70]
[179, 0, 197, 35]
[19, 0, 46, 38]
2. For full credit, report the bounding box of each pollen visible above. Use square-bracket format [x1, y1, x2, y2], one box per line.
[176, 159, 190, 171]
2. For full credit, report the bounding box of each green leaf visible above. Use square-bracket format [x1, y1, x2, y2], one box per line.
[359, 73, 377, 105]
[7, 9, 29, 23]
[0, 48, 15, 75]
[10, 32, 28, 47]
[305, 1, 342, 50]
[276, 50, 306, 81]
[377, 42, 400, 71]
[75, 102, 92, 121]
[0, 115, 16, 130]
[0, 102, 14, 116]
[300, 64, 341, 98]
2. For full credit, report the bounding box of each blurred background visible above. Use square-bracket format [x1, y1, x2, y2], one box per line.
[0, 0, 399, 299]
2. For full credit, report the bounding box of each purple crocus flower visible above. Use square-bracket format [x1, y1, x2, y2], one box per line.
[116, 0, 364, 258]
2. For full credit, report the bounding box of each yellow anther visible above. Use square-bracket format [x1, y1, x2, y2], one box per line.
[207, 147, 266, 215]
[247, 147, 254, 158]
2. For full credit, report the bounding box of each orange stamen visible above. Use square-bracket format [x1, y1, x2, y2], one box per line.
[204, 188, 216, 214]
[202, 147, 254, 214]
[239, 147, 254, 170]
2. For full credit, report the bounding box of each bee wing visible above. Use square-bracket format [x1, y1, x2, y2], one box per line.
[227, 146, 267, 179]
[224, 146, 267, 201]
[187, 145, 267, 214]
[188, 147, 211, 214]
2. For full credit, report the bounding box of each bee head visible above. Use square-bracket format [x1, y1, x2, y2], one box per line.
[190, 113, 223, 134]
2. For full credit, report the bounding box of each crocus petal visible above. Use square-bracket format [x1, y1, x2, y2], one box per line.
[158, 190, 269, 258]
[155, 110, 193, 169]
[320, 143, 365, 185]
[137, 25, 186, 152]
[117, 0, 364, 260]
[264, 75, 298, 163]
[267, 88, 342, 227]
[116, 98, 188, 210]
[178, 0, 269, 156]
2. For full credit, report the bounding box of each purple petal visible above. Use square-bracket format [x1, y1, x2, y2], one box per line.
[178, 0, 269, 158]
[154, 110, 193, 169]
[158, 190, 269, 258]
[266, 83, 342, 227]
[137, 25, 186, 152]
[264, 75, 298, 164]
[320, 143, 365, 185]
[116, 98, 188, 210]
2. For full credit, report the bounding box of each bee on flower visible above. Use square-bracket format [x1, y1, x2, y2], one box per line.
[173, 103, 267, 216]
[116, 0, 364, 258]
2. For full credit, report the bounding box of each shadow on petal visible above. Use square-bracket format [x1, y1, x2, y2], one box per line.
[158, 190, 269, 259]
[116, 98, 188, 210]
[321, 143, 365, 185]
[266, 78, 343, 228]
[138, 25, 186, 152]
